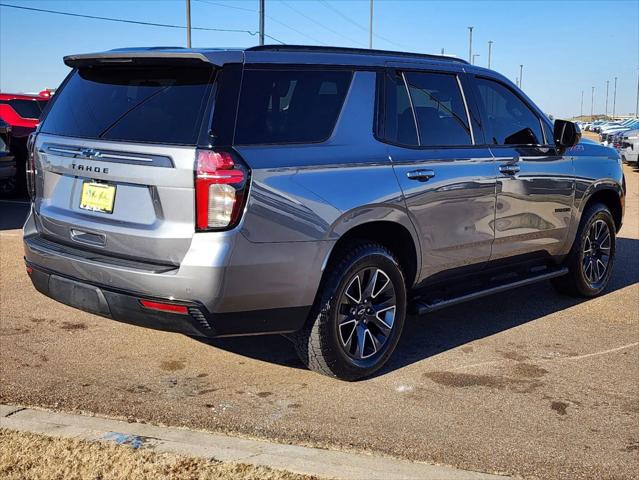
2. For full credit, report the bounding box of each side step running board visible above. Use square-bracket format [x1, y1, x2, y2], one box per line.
[411, 267, 569, 315]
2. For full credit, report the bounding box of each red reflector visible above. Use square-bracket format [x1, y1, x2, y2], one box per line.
[139, 299, 188, 315]
[26, 266, 33, 274]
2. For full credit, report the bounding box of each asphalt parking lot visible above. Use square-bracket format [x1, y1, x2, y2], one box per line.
[1, 163, 638, 480]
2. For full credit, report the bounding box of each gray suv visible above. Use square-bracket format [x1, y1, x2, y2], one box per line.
[23, 46, 625, 380]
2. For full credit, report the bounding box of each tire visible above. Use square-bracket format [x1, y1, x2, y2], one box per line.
[552, 203, 616, 297]
[0, 175, 18, 198]
[292, 241, 407, 381]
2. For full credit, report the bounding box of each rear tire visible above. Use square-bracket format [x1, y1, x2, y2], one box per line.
[552, 203, 616, 297]
[292, 241, 406, 381]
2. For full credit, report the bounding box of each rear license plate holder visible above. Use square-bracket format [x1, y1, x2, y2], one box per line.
[79, 181, 116, 214]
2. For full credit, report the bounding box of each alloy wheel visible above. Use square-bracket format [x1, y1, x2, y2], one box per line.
[337, 267, 396, 360]
[582, 219, 611, 284]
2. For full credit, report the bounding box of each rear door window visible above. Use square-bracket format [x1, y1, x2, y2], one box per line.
[382, 72, 419, 146]
[40, 66, 215, 145]
[234, 69, 353, 145]
[404, 72, 472, 146]
[381, 70, 472, 147]
[475, 77, 544, 145]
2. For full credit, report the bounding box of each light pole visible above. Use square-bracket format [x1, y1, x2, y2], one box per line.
[613, 76, 617, 119]
[472, 54, 480, 65]
[259, 0, 265, 46]
[487, 40, 493, 69]
[636, 71, 639, 118]
[467, 26, 473, 63]
[519, 64, 523, 89]
[605, 80, 609, 118]
[580, 90, 584, 118]
[591, 86, 595, 120]
[185, 0, 191, 48]
[369, 0, 374, 49]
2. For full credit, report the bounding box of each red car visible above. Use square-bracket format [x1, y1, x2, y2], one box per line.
[0, 92, 50, 196]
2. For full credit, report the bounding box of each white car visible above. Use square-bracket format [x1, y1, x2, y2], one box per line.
[621, 129, 638, 166]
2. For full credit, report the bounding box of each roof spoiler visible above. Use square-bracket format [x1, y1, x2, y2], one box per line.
[64, 50, 243, 68]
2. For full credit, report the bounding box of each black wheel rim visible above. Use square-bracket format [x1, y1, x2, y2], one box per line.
[582, 219, 611, 284]
[337, 267, 396, 360]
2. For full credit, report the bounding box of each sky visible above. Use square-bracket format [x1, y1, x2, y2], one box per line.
[0, 0, 637, 119]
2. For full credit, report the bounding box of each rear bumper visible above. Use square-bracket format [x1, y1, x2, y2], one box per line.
[23, 208, 329, 337]
[25, 261, 310, 338]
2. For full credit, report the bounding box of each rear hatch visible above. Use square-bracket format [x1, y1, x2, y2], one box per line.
[31, 62, 216, 266]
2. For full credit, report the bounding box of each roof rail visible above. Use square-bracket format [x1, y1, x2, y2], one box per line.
[245, 45, 469, 65]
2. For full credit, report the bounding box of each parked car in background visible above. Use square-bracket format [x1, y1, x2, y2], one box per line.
[23, 46, 625, 380]
[0, 119, 16, 195]
[601, 119, 639, 145]
[0, 92, 49, 196]
[621, 129, 638, 166]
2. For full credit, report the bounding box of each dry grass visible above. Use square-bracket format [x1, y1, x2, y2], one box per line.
[0, 428, 324, 480]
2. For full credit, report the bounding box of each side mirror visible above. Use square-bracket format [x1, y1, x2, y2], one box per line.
[553, 119, 581, 150]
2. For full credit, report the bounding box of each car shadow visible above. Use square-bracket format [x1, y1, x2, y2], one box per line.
[197, 236, 639, 377]
[0, 198, 30, 230]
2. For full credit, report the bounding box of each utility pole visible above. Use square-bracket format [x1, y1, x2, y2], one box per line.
[259, 0, 265, 46]
[185, 0, 191, 48]
[591, 86, 595, 120]
[369, 0, 373, 49]
[613, 76, 617, 118]
[467, 26, 473, 62]
[580, 90, 584, 118]
[605, 80, 609, 118]
[472, 54, 480, 65]
[519, 64, 523, 89]
[487, 40, 493, 69]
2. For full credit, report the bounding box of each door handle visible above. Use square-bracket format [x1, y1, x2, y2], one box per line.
[499, 163, 520, 175]
[406, 169, 435, 181]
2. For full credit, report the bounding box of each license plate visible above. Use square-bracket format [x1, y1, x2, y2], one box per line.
[79, 181, 116, 214]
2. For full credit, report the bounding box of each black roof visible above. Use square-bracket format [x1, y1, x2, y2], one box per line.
[246, 45, 469, 65]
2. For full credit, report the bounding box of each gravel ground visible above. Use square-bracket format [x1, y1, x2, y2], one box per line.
[1, 163, 637, 480]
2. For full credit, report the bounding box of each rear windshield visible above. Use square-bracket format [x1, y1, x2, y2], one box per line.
[5, 99, 47, 120]
[234, 69, 353, 145]
[40, 66, 215, 145]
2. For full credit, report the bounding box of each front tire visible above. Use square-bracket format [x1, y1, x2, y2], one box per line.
[292, 241, 406, 381]
[552, 203, 616, 297]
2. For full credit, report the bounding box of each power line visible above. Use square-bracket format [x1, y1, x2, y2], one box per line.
[195, 0, 326, 45]
[0, 3, 284, 43]
[278, 0, 366, 47]
[317, 0, 406, 49]
[195, 0, 255, 13]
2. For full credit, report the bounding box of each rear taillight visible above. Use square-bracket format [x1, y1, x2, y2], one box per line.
[26, 133, 36, 199]
[195, 149, 249, 231]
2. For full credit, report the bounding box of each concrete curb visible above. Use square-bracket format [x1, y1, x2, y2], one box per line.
[0, 404, 509, 480]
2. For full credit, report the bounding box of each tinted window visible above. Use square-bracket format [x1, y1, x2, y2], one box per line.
[383, 72, 418, 146]
[475, 77, 543, 145]
[40, 67, 214, 145]
[234, 69, 352, 145]
[404, 72, 472, 146]
[8, 99, 46, 120]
